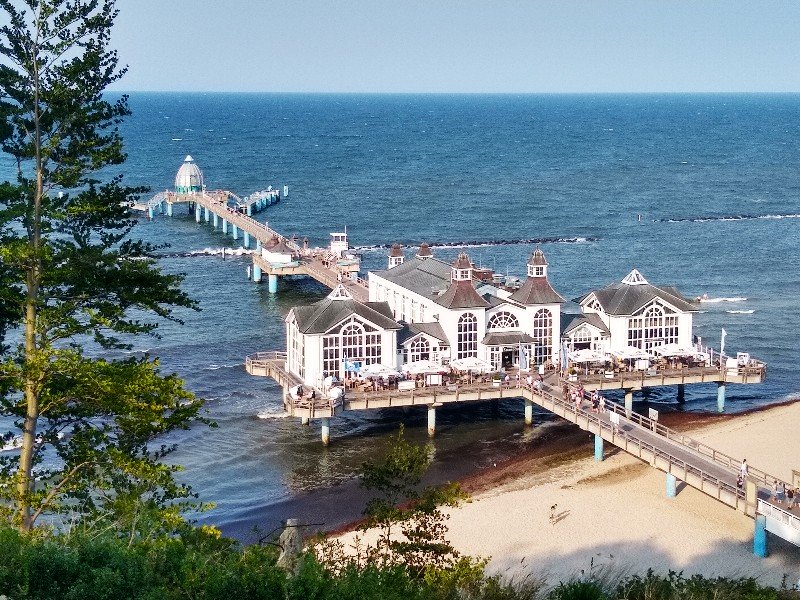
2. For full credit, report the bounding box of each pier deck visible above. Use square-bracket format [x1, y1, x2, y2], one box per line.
[149, 190, 369, 299]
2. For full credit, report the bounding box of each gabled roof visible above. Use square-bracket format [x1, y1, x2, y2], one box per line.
[561, 313, 611, 336]
[435, 280, 490, 309]
[508, 276, 565, 305]
[398, 321, 449, 345]
[264, 236, 295, 255]
[574, 270, 697, 315]
[291, 293, 401, 335]
[372, 256, 452, 298]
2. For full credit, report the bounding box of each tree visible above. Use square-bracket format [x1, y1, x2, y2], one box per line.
[358, 426, 470, 577]
[0, 0, 204, 534]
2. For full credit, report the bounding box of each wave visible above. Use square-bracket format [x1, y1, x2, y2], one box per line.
[204, 363, 243, 371]
[726, 309, 755, 314]
[353, 236, 598, 252]
[655, 213, 800, 223]
[158, 247, 256, 258]
[698, 296, 747, 303]
[256, 409, 291, 420]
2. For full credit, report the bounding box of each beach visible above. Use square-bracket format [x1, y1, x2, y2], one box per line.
[339, 401, 800, 588]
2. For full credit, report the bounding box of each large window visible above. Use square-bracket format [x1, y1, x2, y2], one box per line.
[410, 338, 430, 362]
[569, 325, 595, 351]
[532, 308, 552, 364]
[322, 318, 384, 377]
[457, 313, 478, 359]
[627, 304, 678, 350]
[487, 311, 519, 330]
[288, 320, 305, 379]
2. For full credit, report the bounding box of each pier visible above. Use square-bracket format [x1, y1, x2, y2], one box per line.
[146, 155, 368, 298]
[245, 350, 794, 554]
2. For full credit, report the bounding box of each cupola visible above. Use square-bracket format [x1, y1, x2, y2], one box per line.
[451, 252, 472, 282]
[388, 243, 404, 269]
[416, 242, 433, 260]
[174, 155, 204, 195]
[527, 246, 548, 278]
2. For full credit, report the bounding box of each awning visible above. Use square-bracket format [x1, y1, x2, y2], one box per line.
[482, 331, 536, 346]
[609, 346, 651, 360]
[568, 349, 609, 363]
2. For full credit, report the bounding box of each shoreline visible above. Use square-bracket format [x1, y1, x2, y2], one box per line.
[325, 398, 798, 539]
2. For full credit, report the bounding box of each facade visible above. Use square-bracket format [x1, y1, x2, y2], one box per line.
[573, 269, 697, 352]
[285, 284, 402, 387]
[174, 155, 204, 194]
[368, 246, 564, 371]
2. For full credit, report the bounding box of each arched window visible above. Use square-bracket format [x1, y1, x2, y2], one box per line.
[341, 323, 364, 360]
[487, 311, 519, 330]
[571, 325, 593, 350]
[410, 338, 430, 362]
[628, 303, 679, 349]
[532, 309, 552, 364]
[457, 313, 478, 359]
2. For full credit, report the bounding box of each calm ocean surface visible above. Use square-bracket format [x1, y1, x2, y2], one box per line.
[4, 93, 800, 538]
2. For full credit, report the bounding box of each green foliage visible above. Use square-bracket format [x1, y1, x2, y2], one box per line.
[616, 569, 792, 600]
[0, 0, 204, 535]
[548, 581, 607, 600]
[357, 425, 471, 577]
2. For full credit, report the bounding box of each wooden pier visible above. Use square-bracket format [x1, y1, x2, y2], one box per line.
[147, 189, 368, 299]
[245, 351, 796, 552]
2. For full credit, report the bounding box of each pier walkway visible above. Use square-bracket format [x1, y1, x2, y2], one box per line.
[147, 190, 369, 300]
[246, 351, 796, 553]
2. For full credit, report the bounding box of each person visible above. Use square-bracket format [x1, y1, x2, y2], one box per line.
[787, 486, 795, 509]
[535, 376, 543, 395]
[591, 391, 599, 413]
[526, 373, 534, 390]
[740, 459, 748, 479]
[771, 480, 778, 503]
[779, 481, 786, 505]
[598, 394, 606, 414]
[736, 474, 743, 490]
[310, 389, 316, 400]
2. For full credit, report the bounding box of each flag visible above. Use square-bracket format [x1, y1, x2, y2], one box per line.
[520, 345, 529, 371]
[720, 328, 727, 356]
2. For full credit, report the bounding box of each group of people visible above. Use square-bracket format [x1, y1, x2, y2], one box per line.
[525, 373, 544, 394]
[563, 384, 605, 414]
[738, 460, 798, 511]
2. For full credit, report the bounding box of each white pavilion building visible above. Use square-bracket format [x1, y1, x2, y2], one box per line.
[571, 269, 698, 353]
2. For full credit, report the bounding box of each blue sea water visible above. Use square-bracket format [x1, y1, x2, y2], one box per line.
[4, 93, 800, 538]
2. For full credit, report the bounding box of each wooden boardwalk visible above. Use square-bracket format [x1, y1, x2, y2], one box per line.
[154, 191, 369, 300]
[246, 352, 798, 549]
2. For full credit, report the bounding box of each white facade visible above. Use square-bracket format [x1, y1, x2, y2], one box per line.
[575, 269, 696, 353]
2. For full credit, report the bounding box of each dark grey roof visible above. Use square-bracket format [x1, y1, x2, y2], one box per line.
[481, 293, 506, 307]
[575, 280, 697, 316]
[292, 298, 401, 334]
[372, 256, 452, 297]
[482, 331, 536, 345]
[561, 313, 611, 336]
[508, 277, 565, 305]
[398, 321, 449, 345]
[435, 280, 490, 309]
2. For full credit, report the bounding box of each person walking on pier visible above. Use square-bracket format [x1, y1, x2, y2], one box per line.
[771, 480, 779, 503]
[740, 459, 748, 479]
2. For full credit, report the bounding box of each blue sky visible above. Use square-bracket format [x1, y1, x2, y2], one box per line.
[111, 1, 800, 93]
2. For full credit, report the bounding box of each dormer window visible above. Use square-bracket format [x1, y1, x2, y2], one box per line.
[452, 268, 471, 281]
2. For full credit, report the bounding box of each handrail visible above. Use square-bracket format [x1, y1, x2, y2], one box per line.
[246, 351, 287, 364]
[544, 384, 745, 504]
[564, 379, 787, 490]
[757, 498, 800, 532]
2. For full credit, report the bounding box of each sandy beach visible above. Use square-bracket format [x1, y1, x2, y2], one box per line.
[443, 401, 800, 587]
[338, 401, 800, 588]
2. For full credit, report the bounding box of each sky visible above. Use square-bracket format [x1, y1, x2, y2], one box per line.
[110, 1, 800, 93]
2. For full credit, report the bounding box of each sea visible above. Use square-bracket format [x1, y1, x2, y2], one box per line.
[3, 93, 800, 540]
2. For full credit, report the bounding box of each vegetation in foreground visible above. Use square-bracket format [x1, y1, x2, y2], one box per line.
[0, 524, 797, 600]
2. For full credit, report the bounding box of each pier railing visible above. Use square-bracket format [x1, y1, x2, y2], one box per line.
[756, 498, 800, 536]
[540, 383, 747, 509]
[567, 383, 787, 491]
